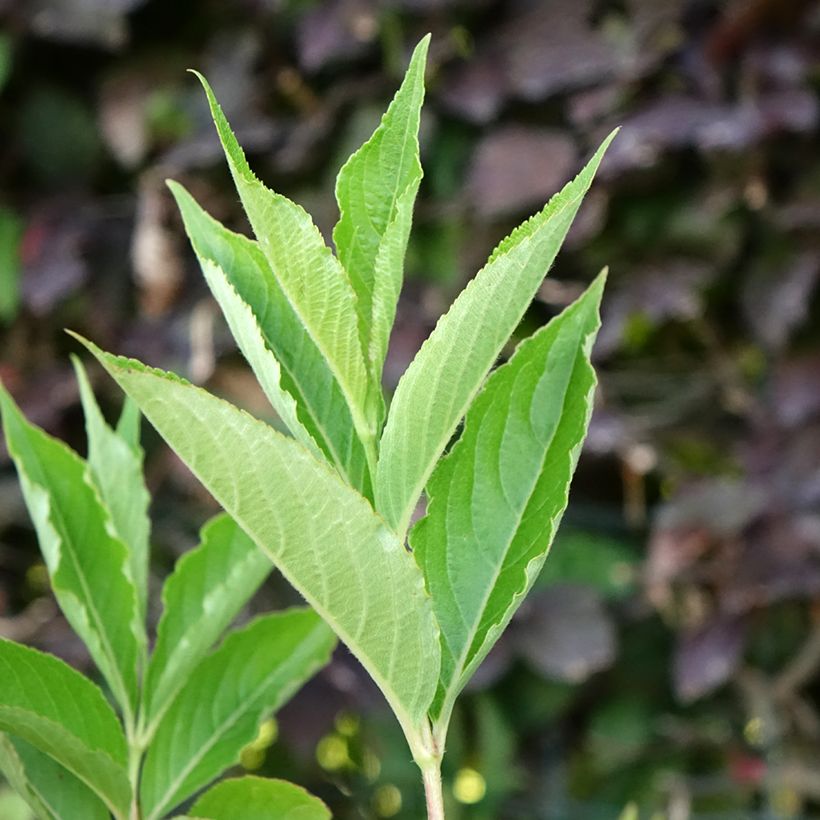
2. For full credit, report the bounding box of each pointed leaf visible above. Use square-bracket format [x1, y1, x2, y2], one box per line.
[140, 609, 335, 819]
[0, 639, 130, 816]
[0, 385, 141, 717]
[194, 73, 378, 464]
[72, 356, 151, 622]
[0, 735, 109, 820]
[334, 36, 428, 387]
[412, 275, 605, 725]
[168, 181, 371, 495]
[190, 776, 330, 820]
[376, 133, 616, 535]
[144, 513, 272, 731]
[75, 338, 440, 742]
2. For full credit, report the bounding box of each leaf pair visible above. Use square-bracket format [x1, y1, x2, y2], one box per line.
[70, 34, 614, 785]
[0, 371, 335, 818]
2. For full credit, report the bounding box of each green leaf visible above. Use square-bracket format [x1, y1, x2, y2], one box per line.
[194, 72, 378, 468]
[0, 639, 130, 816]
[0, 384, 142, 719]
[144, 513, 272, 732]
[189, 776, 330, 820]
[334, 36, 428, 392]
[376, 133, 616, 535]
[0, 33, 12, 94]
[0, 207, 22, 324]
[412, 274, 605, 726]
[0, 735, 109, 820]
[168, 181, 371, 496]
[74, 338, 440, 746]
[140, 609, 335, 820]
[72, 356, 152, 622]
[115, 395, 141, 448]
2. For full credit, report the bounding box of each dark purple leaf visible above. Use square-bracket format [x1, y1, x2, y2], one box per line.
[467, 127, 577, 219]
[514, 586, 616, 684]
[743, 251, 820, 352]
[674, 614, 747, 702]
[297, 0, 378, 73]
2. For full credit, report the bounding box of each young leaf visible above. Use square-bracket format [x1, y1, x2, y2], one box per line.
[0, 735, 109, 820]
[0, 639, 130, 816]
[375, 132, 616, 535]
[168, 181, 371, 495]
[334, 35, 428, 391]
[139, 609, 335, 820]
[72, 356, 152, 621]
[194, 73, 378, 467]
[188, 776, 330, 820]
[144, 513, 272, 731]
[0, 384, 142, 718]
[73, 339, 441, 747]
[411, 274, 606, 727]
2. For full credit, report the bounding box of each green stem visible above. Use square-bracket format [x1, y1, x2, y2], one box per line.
[126, 713, 144, 820]
[422, 760, 445, 820]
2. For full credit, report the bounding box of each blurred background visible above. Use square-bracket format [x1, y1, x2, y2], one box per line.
[1, 0, 819, 817]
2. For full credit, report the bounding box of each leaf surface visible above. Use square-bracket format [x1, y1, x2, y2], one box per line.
[189, 776, 330, 820]
[76, 339, 440, 744]
[0, 735, 109, 820]
[376, 133, 616, 535]
[168, 182, 371, 494]
[412, 274, 605, 724]
[195, 73, 377, 465]
[140, 609, 335, 820]
[144, 513, 272, 730]
[72, 356, 151, 622]
[334, 36, 427, 390]
[0, 385, 141, 717]
[0, 639, 130, 816]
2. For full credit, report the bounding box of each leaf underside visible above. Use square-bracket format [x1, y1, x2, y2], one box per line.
[76, 338, 441, 740]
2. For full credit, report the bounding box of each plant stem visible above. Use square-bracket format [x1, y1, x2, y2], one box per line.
[422, 760, 445, 820]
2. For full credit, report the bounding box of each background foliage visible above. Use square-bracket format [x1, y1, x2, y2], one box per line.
[0, 0, 819, 817]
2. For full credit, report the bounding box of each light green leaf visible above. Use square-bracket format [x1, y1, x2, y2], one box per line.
[144, 513, 272, 732]
[115, 396, 141, 449]
[140, 609, 335, 820]
[189, 776, 330, 820]
[334, 36, 428, 391]
[0, 639, 130, 816]
[376, 133, 616, 536]
[0, 385, 141, 719]
[0, 735, 109, 820]
[168, 181, 371, 496]
[412, 274, 605, 726]
[75, 338, 440, 746]
[72, 356, 151, 622]
[194, 72, 378, 468]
